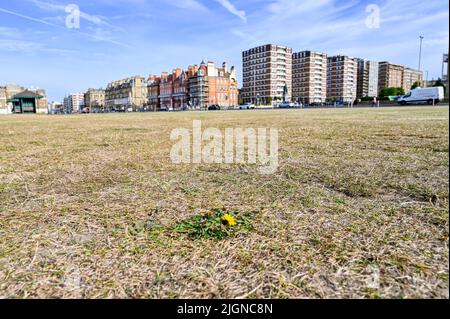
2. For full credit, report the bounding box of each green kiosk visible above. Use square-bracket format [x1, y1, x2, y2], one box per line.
[8, 90, 44, 114]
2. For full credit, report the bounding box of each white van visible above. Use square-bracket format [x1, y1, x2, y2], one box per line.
[398, 87, 444, 105]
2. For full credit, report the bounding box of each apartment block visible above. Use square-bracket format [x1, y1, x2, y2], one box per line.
[403, 67, 423, 91]
[105, 76, 147, 112]
[49, 101, 64, 114]
[0, 84, 47, 114]
[378, 61, 404, 91]
[327, 55, 358, 103]
[242, 44, 293, 106]
[292, 51, 327, 104]
[64, 93, 84, 114]
[84, 88, 105, 113]
[189, 61, 238, 110]
[378, 62, 423, 93]
[357, 59, 379, 98]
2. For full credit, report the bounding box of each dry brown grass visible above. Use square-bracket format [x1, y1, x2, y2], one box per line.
[0, 106, 448, 299]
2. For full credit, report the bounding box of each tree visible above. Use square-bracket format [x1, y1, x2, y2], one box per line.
[379, 87, 405, 100]
[396, 87, 405, 96]
[433, 78, 445, 87]
[411, 81, 420, 90]
[433, 78, 447, 95]
[238, 89, 244, 105]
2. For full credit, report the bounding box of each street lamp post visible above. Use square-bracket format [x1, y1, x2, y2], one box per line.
[418, 36, 424, 72]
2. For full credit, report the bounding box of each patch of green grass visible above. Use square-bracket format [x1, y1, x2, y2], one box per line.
[173, 209, 253, 240]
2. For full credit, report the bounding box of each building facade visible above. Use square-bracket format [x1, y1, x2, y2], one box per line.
[63, 93, 84, 114]
[403, 67, 423, 92]
[0, 84, 47, 114]
[159, 72, 175, 111]
[357, 59, 379, 98]
[378, 62, 404, 91]
[206, 62, 238, 108]
[242, 44, 293, 106]
[48, 101, 64, 114]
[84, 88, 105, 113]
[0, 87, 7, 114]
[172, 69, 192, 111]
[378, 62, 423, 93]
[327, 55, 358, 103]
[188, 63, 208, 110]
[292, 51, 327, 104]
[105, 76, 147, 112]
[147, 75, 161, 111]
[155, 61, 238, 111]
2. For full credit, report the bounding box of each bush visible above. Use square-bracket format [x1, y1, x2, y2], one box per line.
[379, 87, 405, 99]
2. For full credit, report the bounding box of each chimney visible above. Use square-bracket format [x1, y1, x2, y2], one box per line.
[223, 62, 228, 73]
[230, 66, 237, 81]
[207, 61, 216, 77]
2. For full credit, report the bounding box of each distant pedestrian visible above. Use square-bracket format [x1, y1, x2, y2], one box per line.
[372, 97, 377, 107]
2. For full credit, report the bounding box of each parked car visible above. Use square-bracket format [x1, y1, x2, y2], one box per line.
[397, 87, 444, 105]
[208, 105, 221, 111]
[278, 102, 296, 108]
[239, 103, 256, 110]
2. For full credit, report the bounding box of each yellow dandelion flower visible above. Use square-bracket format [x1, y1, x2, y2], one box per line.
[222, 214, 237, 227]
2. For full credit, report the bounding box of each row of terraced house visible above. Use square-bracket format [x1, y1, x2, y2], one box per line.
[76, 61, 239, 113]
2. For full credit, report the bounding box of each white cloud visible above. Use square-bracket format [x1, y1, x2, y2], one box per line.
[0, 26, 21, 37]
[0, 6, 129, 47]
[267, 0, 332, 18]
[169, 0, 208, 12]
[0, 38, 75, 56]
[215, 0, 247, 23]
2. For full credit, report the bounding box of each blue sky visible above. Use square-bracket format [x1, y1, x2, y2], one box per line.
[0, 0, 448, 101]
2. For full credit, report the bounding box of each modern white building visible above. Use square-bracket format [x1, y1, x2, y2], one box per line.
[357, 59, 379, 98]
[63, 93, 84, 114]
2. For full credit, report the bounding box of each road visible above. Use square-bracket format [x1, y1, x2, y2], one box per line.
[214, 103, 450, 112]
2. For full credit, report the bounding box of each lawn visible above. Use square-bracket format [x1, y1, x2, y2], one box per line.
[0, 106, 448, 298]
